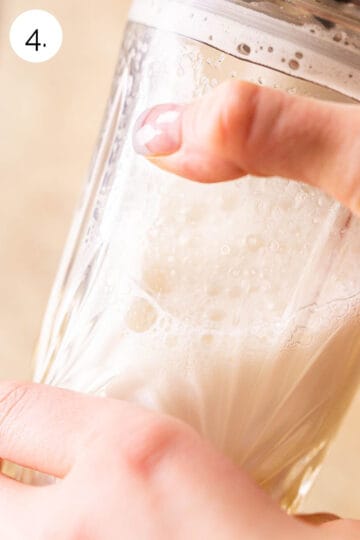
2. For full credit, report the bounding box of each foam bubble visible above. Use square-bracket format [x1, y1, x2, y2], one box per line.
[125, 298, 157, 333]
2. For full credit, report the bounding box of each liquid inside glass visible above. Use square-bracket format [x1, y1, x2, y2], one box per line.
[10, 11, 360, 512]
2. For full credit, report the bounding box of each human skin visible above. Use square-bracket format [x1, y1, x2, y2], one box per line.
[2, 81, 360, 539]
[0, 381, 358, 540]
[133, 81, 360, 215]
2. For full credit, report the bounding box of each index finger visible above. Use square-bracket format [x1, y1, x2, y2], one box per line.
[0, 382, 128, 478]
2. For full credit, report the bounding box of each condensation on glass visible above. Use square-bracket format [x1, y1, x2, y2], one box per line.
[6, 0, 360, 512]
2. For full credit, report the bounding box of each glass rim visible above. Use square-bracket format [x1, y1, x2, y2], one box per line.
[203, 0, 360, 28]
[129, 0, 360, 99]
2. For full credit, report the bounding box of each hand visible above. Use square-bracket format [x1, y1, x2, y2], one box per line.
[0, 382, 358, 539]
[133, 81, 360, 538]
[133, 80, 360, 215]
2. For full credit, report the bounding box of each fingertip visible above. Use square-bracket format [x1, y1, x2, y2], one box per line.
[133, 104, 184, 157]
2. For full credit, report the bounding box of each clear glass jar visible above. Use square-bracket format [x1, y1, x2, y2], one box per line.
[18, 0, 360, 511]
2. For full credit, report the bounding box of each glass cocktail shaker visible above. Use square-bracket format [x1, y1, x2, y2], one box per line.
[21, 0, 360, 511]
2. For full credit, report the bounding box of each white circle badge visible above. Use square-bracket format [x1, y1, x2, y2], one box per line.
[10, 10, 63, 63]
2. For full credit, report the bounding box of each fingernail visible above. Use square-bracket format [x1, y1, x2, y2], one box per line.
[133, 104, 184, 157]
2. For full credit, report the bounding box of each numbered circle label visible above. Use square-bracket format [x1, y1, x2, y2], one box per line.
[10, 10, 63, 63]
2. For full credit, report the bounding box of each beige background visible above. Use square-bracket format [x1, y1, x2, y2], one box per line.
[0, 0, 359, 518]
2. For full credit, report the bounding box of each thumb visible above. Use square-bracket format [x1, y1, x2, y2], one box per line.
[133, 81, 360, 215]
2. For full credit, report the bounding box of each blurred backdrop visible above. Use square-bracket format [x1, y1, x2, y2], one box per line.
[0, 0, 359, 518]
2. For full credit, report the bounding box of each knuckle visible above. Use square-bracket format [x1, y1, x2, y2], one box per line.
[68, 521, 93, 540]
[209, 80, 286, 174]
[220, 81, 260, 139]
[55, 519, 92, 540]
[226, 82, 273, 167]
[121, 414, 190, 475]
[196, 80, 251, 149]
[42, 496, 94, 540]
